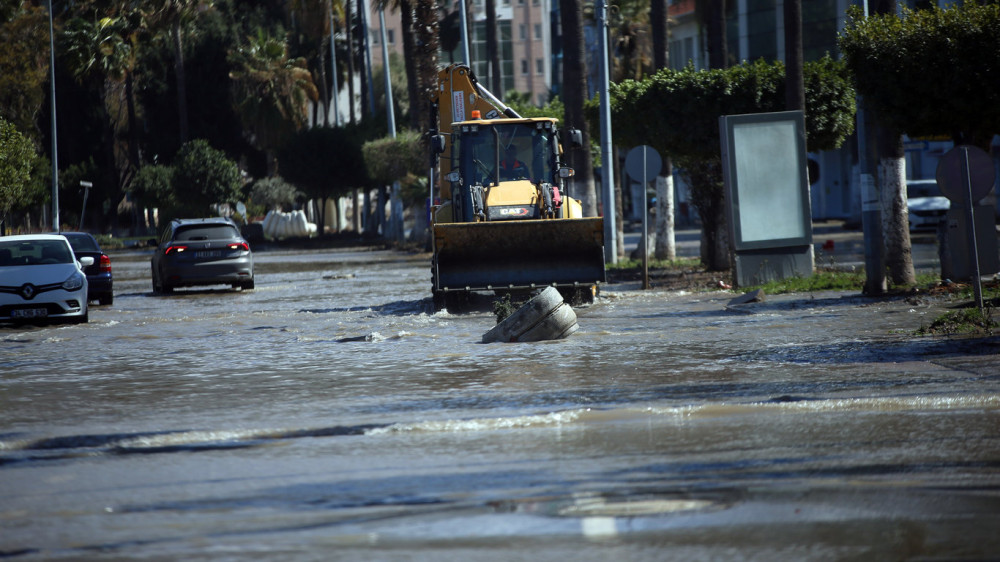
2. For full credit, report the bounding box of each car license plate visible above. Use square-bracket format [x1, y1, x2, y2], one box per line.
[12, 308, 47, 319]
[195, 250, 222, 258]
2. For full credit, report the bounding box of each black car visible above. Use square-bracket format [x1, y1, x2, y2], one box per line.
[151, 218, 254, 293]
[49, 231, 114, 305]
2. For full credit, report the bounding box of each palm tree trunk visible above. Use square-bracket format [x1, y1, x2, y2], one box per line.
[559, 0, 597, 217]
[486, 0, 500, 93]
[413, 0, 439, 134]
[708, 0, 727, 69]
[172, 19, 189, 142]
[346, 0, 357, 124]
[399, 0, 421, 130]
[783, 0, 804, 112]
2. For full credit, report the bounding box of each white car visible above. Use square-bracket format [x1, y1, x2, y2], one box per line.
[0, 234, 92, 325]
[907, 179, 950, 231]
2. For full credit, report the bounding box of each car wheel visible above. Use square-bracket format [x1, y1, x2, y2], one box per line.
[241, 279, 255, 290]
[99, 293, 113, 306]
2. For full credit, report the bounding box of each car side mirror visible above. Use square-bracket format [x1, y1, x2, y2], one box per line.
[78, 257, 95, 267]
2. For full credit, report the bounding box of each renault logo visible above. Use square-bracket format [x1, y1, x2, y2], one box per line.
[19, 283, 36, 300]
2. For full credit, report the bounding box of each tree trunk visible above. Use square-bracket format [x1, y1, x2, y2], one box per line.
[708, 0, 727, 69]
[651, 0, 668, 70]
[172, 19, 189, 143]
[655, 171, 675, 260]
[399, 0, 421, 131]
[318, 45, 330, 125]
[877, 131, 915, 285]
[486, 0, 500, 93]
[684, 158, 729, 271]
[353, 187, 362, 231]
[559, 0, 598, 217]
[870, 0, 914, 287]
[347, 0, 357, 124]
[650, 0, 674, 260]
[783, 0, 804, 112]
[413, 0, 439, 134]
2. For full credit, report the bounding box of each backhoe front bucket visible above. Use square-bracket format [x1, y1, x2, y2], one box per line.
[432, 218, 606, 293]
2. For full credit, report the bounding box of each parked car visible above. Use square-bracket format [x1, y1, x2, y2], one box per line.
[0, 234, 91, 325]
[48, 231, 113, 305]
[907, 179, 950, 231]
[151, 218, 254, 294]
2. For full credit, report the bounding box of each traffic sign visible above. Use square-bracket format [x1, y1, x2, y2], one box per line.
[936, 145, 995, 203]
[625, 145, 662, 184]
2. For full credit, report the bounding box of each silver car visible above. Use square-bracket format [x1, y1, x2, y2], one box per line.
[151, 218, 254, 294]
[907, 179, 950, 231]
[0, 234, 91, 325]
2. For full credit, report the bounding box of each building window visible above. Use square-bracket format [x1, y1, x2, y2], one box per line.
[521, 59, 528, 75]
[387, 29, 395, 45]
[519, 24, 526, 40]
[534, 23, 542, 40]
[535, 58, 543, 75]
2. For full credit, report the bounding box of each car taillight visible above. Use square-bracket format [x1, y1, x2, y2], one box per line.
[227, 242, 250, 251]
[99, 254, 112, 273]
[165, 245, 188, 255]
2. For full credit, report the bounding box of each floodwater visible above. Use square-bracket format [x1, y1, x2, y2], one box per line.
[2, 245, 999, 561]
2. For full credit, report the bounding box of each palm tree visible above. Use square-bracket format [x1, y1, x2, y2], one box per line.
[229, 29, 320, 175]
[60, 14, 141, 228]
[139, 0, 202, 143]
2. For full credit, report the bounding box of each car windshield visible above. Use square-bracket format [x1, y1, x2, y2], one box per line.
[0, 240, 74, 266]
[64, 234, 101, 252]
[907, 182, 941, 199]
[175, 225, 239, 241]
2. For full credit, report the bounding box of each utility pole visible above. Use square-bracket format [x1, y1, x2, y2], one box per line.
[597, 0, 616, 264]
[48, 0, 59, 230]
[855, 0, 886, 295]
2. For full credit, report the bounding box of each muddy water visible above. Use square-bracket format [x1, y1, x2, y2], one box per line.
[2, 247, 999, 560]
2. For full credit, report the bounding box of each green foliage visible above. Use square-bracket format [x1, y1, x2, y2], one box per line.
[839, 3, 1000, 147]
[228, 28, 319, 151]
[278, 126, 369, 201]
[60, 16, 133, 84]
[605, 56, 855, 160]
[505, 91, 566, 121]
[246, 176, 302, 213]
[916, 305, 997, 336]
[362, 130, 426, 186]
[0, 4, 49, 140]
[0, 117, 39, 217]
[131, 164, 176, 210]
[172, 139, 243, 216]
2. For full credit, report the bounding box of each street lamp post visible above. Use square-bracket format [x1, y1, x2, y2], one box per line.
[48, 0, 59, 231]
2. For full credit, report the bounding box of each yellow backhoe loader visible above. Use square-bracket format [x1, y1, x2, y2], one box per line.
[429, 64, 606, 310]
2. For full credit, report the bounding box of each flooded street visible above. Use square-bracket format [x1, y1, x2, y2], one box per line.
[2, 245, 999, 560]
